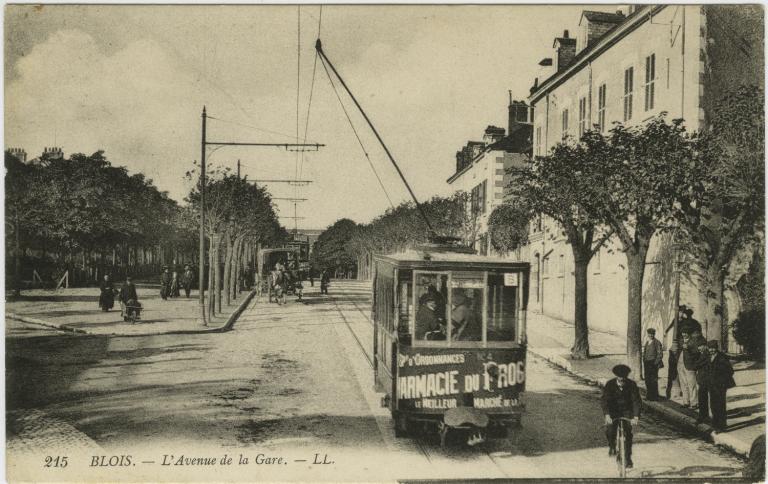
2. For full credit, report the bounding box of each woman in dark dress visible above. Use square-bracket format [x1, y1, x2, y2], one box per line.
[99, 274, 116, 311]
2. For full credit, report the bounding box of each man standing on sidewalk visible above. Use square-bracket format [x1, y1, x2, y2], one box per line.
[678, 332, 701, 408]
[697, 340, 735, 431]
[643, 328, 663, 400]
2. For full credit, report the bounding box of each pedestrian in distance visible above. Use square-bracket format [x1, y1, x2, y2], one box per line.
[309, 269, 315, 287]
[118, 276, 141, 321]
[160, 266, 171, 300]
[601, 364, 641, 469]
[181, 264, 194, 298]
[320, 269, 330, 295]
[98, 274, 116, 312]
[696, 340, 735, 431]
[678, 331, 701, 408]
[642, 328, 664, 401]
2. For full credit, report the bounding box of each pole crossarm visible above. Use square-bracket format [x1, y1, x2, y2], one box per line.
[272, 197, 308, 201]
[205, 141, 324, 149]
[250, 179, 313, 184]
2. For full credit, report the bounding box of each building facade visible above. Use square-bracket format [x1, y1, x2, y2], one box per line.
[523, 5, 763, 350]
[447, 99, 533, 255]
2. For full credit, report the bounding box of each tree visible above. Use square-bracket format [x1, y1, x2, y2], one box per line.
[313, 218, 358, 276]
[575, 116, 703, 375]
[684, 86, 765, 343]
[487, 202, 531, 254]
[507, 142, 613, 359]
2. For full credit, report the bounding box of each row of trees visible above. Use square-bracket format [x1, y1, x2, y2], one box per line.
[491, 85, 764, 373]
[5, 150, 196, 294]
[312, 192, 478, 276]
[185, 164, 288, 320]
[5, 150, 290, 319]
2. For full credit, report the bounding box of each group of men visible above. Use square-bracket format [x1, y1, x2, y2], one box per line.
[604, 304, 736, 469]
[645, 304, 735, 430]
[160, 264, 195, 300]
[414, 285, 481, 341]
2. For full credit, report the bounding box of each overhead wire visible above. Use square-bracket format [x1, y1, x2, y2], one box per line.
[294, 5, 301, 234]
[299, 5, 323, 181]
[206, 115, 316, 143]
[319, 54, 396, 209]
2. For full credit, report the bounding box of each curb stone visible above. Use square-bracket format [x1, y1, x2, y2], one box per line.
[528, 346, 751, 459]
[5, 290, 257, 337]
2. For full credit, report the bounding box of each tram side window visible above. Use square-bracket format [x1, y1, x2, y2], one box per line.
[397, 279, 412, 335]
[451, 272, 484, 342]
[487, 273, 518, 342]
[414, 273, 448, 341]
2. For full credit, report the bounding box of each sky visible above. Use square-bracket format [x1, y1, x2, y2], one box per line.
[5, 4, 620, 231]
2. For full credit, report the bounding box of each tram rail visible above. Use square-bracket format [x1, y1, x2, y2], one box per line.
[326, 283, 516, 475]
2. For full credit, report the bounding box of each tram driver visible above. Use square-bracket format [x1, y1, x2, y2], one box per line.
[415, 293, 445, 340]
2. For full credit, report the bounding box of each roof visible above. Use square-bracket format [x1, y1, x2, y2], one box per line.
[529, 5, 661, 103]
[553, 36, 576, 47]
[447, 124, 532, 184]
[375, 249, 530, 270]
[580, 10, 625, 24]
[488, 123, 533, 152]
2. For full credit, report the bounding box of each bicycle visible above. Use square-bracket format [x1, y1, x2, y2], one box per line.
[612, 417, 634, 477]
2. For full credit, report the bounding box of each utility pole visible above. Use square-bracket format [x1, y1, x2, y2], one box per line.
[197, 108, 323, 320]
[199, 106, 207, 326]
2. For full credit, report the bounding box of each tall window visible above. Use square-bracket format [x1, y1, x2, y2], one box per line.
[623, 66, 634, 122]
[561, 108, 569, 140]
[578, 97, 587, 136]
[644, 54, 656, 111]
[597, 84, 607, 132]
[535, 126, 542, 156]
[470, 181, 486, 218]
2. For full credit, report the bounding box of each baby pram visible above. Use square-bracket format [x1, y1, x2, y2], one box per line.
[122, 299, 143, 324]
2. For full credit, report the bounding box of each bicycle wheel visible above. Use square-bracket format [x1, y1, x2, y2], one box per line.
[616, 422, 626, 478]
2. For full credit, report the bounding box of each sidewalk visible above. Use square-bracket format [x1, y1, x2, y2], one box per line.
[5, 286, 256, 337]
[527, 311, 765, 459]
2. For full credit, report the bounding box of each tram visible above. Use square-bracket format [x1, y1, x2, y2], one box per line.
[372, 245, 529, 444]
[314, 39, 530, 445]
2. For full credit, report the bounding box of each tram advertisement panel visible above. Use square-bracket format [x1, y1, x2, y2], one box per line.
[396, 346, 525, 413]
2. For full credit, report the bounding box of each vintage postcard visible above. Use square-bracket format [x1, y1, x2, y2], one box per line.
[4, 3, 765, 482]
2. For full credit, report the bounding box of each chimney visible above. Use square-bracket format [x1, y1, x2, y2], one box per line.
[508, 99, 531, 132]
[483, 125, 505, 145]
[553, 30, 577, 72]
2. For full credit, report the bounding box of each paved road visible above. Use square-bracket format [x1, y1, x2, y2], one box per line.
[6, 281, 746, 481]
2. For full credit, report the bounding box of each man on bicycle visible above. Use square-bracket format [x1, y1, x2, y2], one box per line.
[601, 364, 641, 468]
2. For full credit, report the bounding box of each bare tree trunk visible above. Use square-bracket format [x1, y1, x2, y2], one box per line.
[625, 243, 649, 378]
[14, 212, 21, 296]
[233, 236, 243, 298]
[215, 237, 222, 314]
[571, 254, 590, 359]
[208, 237, 215, 319]
[223, 231, 233, 307]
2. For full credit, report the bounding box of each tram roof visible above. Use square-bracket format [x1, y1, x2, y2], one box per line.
[375, 249, 530, 270]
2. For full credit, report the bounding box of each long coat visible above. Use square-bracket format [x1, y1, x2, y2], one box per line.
[600, 378, 642, 419]
[696, 352, 736, 390]
[99, 280, 115, 310]
[119, 283, 138, 304]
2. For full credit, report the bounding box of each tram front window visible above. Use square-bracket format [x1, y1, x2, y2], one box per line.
[451, 272, 484, 342]
[487, 273, 518, 342]
[414, 273, 448, 341]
